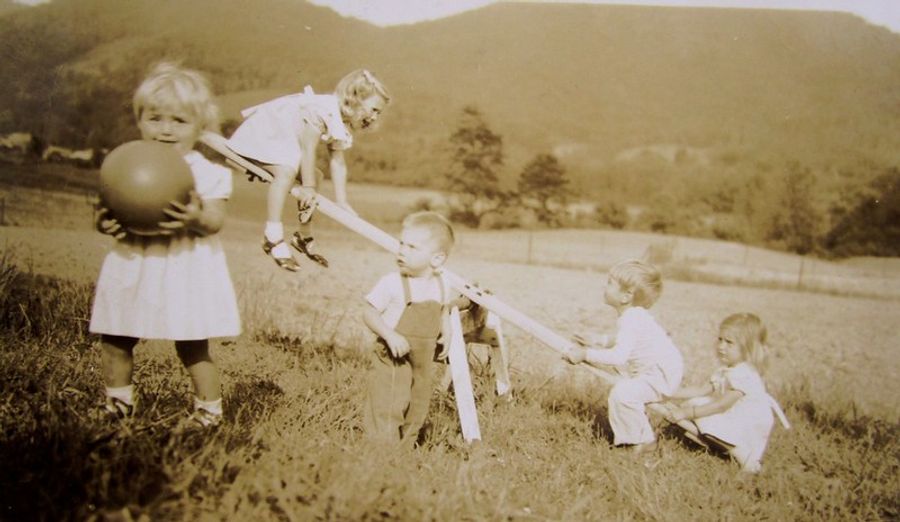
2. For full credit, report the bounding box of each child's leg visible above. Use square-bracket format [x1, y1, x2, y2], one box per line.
[101, 334, 139, 387]
[262, 165, 300, 268]
[401, 338, 437, 443]
[100, 334, 139, 415]
[363, 344, 411, 442]
[175, 339, 223, 425]
[266, 164, 295, 226]
[607, 378, 660, 446]
[290, 165, 328, 266]
[291, 205, 328, 267]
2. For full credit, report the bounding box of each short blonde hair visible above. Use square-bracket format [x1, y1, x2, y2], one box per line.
[609, 259, 663, 308]
[402, 211, 455, 254]
[720, 313, 770, 375]
[335, 69, 390, 115]
[132, 62, 220, 132]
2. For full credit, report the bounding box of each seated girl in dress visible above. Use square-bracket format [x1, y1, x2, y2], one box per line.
[666, 313, 789, 472]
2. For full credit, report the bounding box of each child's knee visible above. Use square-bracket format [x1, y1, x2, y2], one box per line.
[101, 334, 138, 357]
[269, 165, 295, 183]
[175, 340, 212, 366]
[609, 379, 643, 405]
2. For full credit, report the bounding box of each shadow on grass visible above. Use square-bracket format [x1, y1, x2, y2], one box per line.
[0, 262, 291, 521]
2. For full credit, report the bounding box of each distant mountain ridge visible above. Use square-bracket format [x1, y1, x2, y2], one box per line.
[2, 0, 899, 193]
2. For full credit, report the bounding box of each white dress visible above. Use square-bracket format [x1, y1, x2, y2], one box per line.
[226, 86, 353, 173]
[89, 151, 241, 341]
[692, 362, 784, 470]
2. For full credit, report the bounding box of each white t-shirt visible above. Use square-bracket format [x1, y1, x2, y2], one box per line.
[588, 306, 683, 394]
[365, 272, 447, 328]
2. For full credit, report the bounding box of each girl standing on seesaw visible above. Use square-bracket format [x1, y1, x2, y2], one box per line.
[226, 69, 390, 271]
[665, 313, 790, 473]
[90, 62, 240, 428]
[564, 259, 684, 454]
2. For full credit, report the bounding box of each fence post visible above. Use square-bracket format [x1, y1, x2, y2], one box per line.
[526, 229, 533, 265]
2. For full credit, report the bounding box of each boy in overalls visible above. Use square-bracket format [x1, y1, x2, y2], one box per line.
[362, 211, 455, 444]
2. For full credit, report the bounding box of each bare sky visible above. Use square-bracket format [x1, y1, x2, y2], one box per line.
[13, 0, 899, 33]
[306, 0, 900, 33]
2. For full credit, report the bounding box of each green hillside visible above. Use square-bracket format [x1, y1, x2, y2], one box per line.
[4, 1, 899, 170]
[1, 0, 899, 253]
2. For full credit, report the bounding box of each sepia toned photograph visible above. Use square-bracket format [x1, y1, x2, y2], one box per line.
[1, 0, 897, 519]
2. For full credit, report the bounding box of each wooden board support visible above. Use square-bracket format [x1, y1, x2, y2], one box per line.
[200, 131, 700, 437]
[448, 307, 481, 443]
[486, 312, 512, 397]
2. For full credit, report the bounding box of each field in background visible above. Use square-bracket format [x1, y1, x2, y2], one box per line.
[2, 174, 899, 416]
[6, 167, 899, 299]
[1, 176, 899, 520]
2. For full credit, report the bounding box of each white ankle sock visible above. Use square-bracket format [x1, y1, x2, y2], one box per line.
[194, 396, 223, 416]
[271, 242, 291, 258]
[105, 385, 134, 405]
[264, 221, 284, 242]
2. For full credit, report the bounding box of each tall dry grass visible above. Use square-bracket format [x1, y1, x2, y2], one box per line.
[0, 252, 897, 521]
[2, 167, 898, 520]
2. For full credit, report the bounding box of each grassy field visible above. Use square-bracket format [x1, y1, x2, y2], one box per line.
[1, 167, 899, 520]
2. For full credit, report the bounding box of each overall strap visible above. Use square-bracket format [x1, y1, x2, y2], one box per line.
[438, 273, 447, 306]
[401, 273, 447, 307]
[401, 274, 412, 305]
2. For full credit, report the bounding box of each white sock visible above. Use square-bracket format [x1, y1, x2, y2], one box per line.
[194, 396, 223, 416]
[105, 385, 134, 406]
[264, 221, 284, 243]
[271, 242, 291, 258]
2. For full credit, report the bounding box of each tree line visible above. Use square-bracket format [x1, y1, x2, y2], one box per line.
[437, 107, 899, 258]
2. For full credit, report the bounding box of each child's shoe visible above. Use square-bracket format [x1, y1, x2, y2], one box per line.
[295, 198, 317, 224]
[177, 408, 222, 432]
[190, 408, 223, 428]
[90, 397, 134, 424]
[290, 231, 329, 267]
[262, 238, 301, 272]
[105, 397, 134, 418]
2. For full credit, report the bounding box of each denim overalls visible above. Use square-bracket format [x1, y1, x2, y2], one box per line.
[364, 274, 446, 443]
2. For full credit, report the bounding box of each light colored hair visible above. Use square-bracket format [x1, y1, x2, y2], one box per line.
[720, 313, 769, 375]
[335, 69, 390, 117]
[402, 211, 455, 255]
[132, 62, 220, 132]
[608, 258, 663, 308]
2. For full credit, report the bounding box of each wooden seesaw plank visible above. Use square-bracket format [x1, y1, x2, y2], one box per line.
[310, 193, 702, 439]
[201, 131, 274, 182]
[200, 130, 702, 440]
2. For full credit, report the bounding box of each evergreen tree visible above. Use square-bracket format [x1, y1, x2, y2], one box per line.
[446, 106, 506, 226]
[517, 153, 569, 226]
